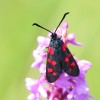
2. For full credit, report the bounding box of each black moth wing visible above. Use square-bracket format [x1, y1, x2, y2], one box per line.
[46, 46, 62, 83]
[60, 45, 80, 76]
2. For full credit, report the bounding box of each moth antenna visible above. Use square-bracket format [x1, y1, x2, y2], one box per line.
[33, 23, 53, 34]
[54, 12, 69, 33]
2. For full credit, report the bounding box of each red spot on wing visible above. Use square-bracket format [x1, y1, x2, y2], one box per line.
[48, 46, 50, 53]
[69, 68, 72, 72]
[50, 48, 54, 55]
[52, 72, 57, 76]
[68, 53, 71, 58]
[52, 61, 57, 66]
[68, 62, 76, 73]
[47, 58, 57, 66]
[64, 57, 69, 62]
[70, 62, 75, 67]
[61, 43, 66, 51]
[48, 68, 53, 73]
[48, 58, 51, 63]
[48, 46, 54, 55]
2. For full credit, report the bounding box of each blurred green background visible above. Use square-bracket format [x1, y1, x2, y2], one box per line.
[0, 0, 100, 100]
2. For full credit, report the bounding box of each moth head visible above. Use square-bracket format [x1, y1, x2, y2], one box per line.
[51, 33, 57, 40]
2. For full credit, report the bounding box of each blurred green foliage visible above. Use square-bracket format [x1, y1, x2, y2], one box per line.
[0, 0, 100, 100]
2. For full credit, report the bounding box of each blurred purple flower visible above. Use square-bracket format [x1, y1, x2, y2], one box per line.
[25, 22, 92, 100]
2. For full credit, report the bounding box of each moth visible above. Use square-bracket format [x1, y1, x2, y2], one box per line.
[33, 12, 79, 83]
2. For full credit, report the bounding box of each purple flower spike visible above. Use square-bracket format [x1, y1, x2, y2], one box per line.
[25, 22, 92, 100]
